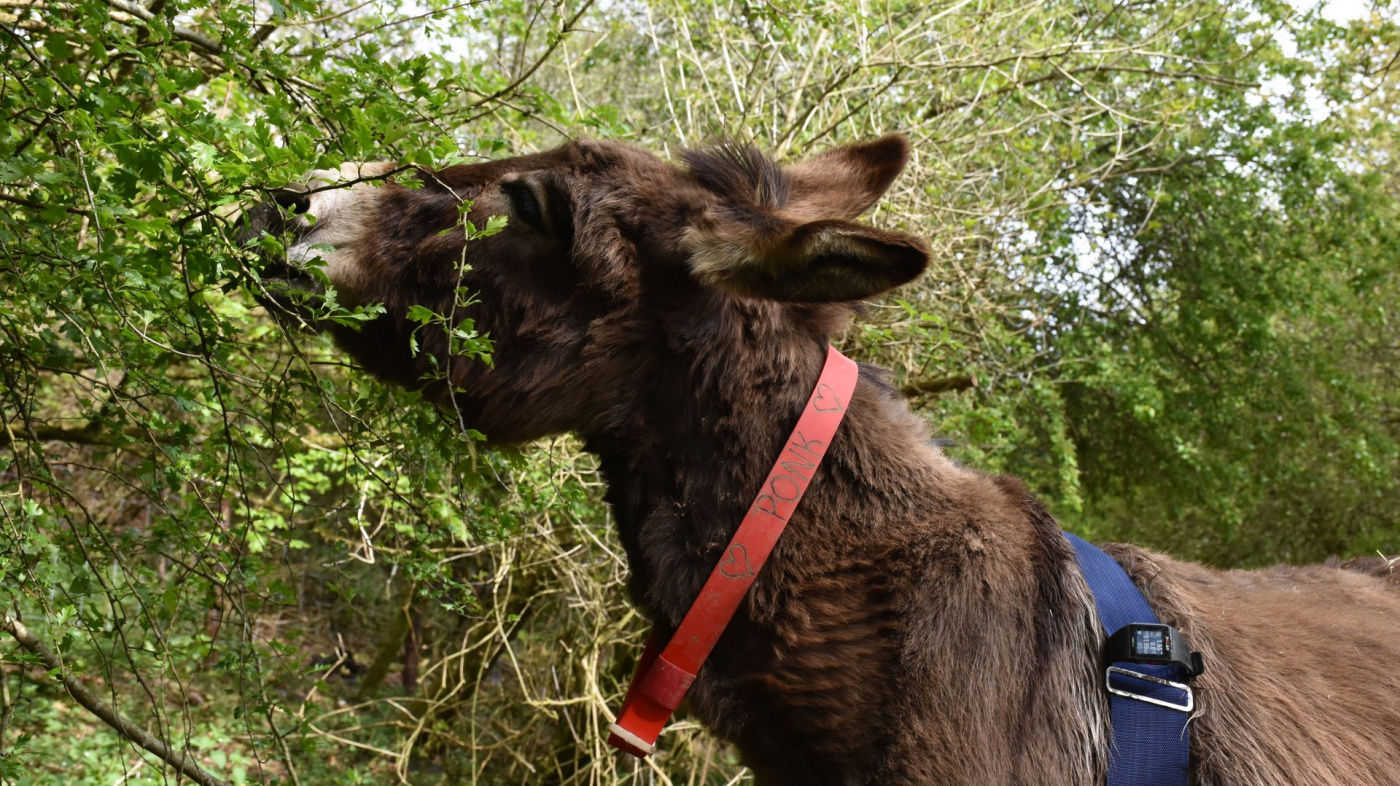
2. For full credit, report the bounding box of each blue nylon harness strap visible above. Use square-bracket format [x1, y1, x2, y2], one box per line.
[1064, 532, 1192, 786]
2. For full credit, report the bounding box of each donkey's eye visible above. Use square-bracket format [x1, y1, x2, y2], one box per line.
[501, 179, 547, 235]
[273, 190, 311, 215]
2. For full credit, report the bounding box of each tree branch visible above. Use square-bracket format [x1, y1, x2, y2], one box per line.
[0, 423, 117, 447]
[0, 192, 91, 216]
[100, 0, 223, 58]
[0, 661, 12, 755]
[0, 614, 232, 786]
[457, 0, 595, 118]
[901, 374, 977, 398]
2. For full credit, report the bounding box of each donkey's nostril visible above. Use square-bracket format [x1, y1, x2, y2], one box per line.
[273, 190, 311, 215]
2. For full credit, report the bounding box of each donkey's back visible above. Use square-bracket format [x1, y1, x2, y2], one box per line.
[1113, 545, 1400, 786]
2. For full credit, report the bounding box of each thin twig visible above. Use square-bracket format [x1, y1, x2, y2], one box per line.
[0, 614, 233, 786]
[0, 192, 91, 216]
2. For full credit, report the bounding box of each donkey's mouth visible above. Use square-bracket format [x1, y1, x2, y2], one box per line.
[264, 267, 321, 294]
[239, 202, 327, 319]
[250, 258, 329, 324]
[256, 258, 323, 295]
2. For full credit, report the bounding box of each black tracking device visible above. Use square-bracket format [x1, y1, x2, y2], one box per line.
[1103, 623, 1205, 679]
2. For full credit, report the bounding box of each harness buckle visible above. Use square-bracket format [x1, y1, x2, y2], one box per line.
[1105, 666, 1194, 713]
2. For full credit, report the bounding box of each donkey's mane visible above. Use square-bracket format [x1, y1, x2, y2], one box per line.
[681, 142, 791, 210]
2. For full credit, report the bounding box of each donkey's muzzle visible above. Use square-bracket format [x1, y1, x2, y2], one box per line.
[238, 200, 324, 318]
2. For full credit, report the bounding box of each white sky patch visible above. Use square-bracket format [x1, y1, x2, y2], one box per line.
[1055, 0, 1389, 310]
[1253, 1, 1391, 116]
[1316, 0, 1385, 22]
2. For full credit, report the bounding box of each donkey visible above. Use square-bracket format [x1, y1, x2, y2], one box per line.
[247, 136, 1400, 785]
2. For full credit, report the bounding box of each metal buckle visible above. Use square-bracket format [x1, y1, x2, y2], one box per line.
[1105, 666, 1194, 713]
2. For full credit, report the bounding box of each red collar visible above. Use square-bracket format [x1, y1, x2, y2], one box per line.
[607, 346, 860, 758]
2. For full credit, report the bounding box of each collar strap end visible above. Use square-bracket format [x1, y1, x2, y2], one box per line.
[607, 723, 657, 758]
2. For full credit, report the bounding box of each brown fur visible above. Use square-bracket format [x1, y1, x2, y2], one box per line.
[248, 136, 1400, 785]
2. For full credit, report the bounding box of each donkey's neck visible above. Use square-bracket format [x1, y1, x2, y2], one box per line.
[582, 301, 960, 626]
[580, 302, 1104, 785]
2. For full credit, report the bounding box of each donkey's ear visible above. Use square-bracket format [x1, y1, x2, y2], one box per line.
[688, 218, 929, 303]
[787, 135, 911, 221]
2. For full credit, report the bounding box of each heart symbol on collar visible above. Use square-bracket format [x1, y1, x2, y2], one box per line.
[718, 544, 755, 579]
[811, 382, 843, 413]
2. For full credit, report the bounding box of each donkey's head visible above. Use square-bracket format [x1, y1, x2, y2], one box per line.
[248, 136, 929, 443]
